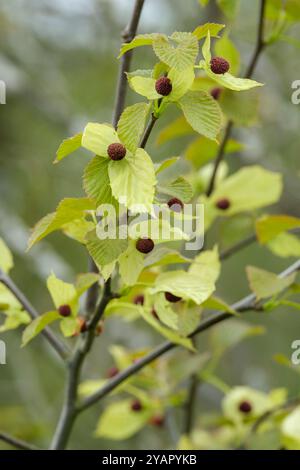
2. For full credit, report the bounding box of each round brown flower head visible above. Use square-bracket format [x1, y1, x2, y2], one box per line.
[155, 76, 173, 96]
[210, 57, 230, 75]
[107, 142, 126, 161]
[136, 238, 154, 254]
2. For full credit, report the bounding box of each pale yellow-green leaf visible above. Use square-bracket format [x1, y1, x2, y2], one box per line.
[22, 311, 60, 346]
[139, 306, 194, 351]
[256, 214, 300, 244]
[167, 67, 195, 102]
[204, 64, 264, 91]
[153, 32, 199, 71]
[179, 90, 223, 141]
[83, 156, 117, 207]
[177, 304, 201, 337]
[281, 407, 300, 450]
[0, 309, 30, 333]
[127, 75, 160, 100]
[54, 133, 82, 163]
[158, 177, 193, 202]
[155, 157, 179, 175]
[118, 241, 145, 286]
[210, 166, 283, 215]
[117, 103, 150, 152]
[95, 399, 152, 440]
[104, 299, 141, 322]
[246, 265, 297, 300]
[217, 0, 240, 19]
[202, 31, 211, 63]
[118, 33, 166, 58]
[145, 247, 190, 268]
[189, 247, 221, 285]
[223, 387, 272, 423]
[267, 232, 300, 258]
[86, 235, 128, 269]
[203, 296, 237, 315]
[28, 198, 95, 250]
[193, 23, 225, 40]
[81, 123, 119, 156]
[75, 273, 100, 297]
[151, 270, 215, 305]
[153, 293, 179, 330]
[109, 148, 156, 213]
[60, 317, 78, 337]
[62, 218, 95, 244]
[0, 238, 13, 273]
[220, 89, 259, 126]
[47, 273, 77, 310]
[210, 319, 265, 355]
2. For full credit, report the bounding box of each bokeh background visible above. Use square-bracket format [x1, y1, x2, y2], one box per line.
[0, 0, 299, 449]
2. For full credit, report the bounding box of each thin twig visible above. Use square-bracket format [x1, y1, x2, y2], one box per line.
[0, 270, 69, 360]
[0, 431, 40, 450]
[140, 113, 158, 149]
[49, 0, 146, 450]
[78, 259, 300, 412]
[206, 0, 267, 197]
[183, 375, 199, 434]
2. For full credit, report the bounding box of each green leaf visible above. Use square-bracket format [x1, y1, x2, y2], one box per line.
[104, 299, 141, 322]
[189, 247, 221, 285]
[203, 296, 237, 315]
[153, 32, 199, 71]
[151, 270, 215, 305]
[193, 23, 225, 40]
[47, 273, 77, 310]
[177, 304, 201, 337]
[95, 399, 152, 440]
[118, 33, 166, 58]
[82, 123, 119, 156]
[22, 311, 60, 346]
[54, 133, 82, 163]
[83, 156, 117, 207]
[167, 67, 195, 102]
[202, 31, 211, 63]
[246, 265, 297, 300]
[215, 33, 240, 75]
[117, 103, 150, 152]
[222, 386, 272, 423]
[178, 91, 223, 141]
[109, 148, 156, 212]
[127, 75, 160, 100]
[139, 306, 195, 351]
[158, 177, 193, 203]
[60, 317, 78, 337]
[210, 166, 283, 215]
[281, 407, 300, 450]
[154, 293, 179, 330]
[0, 309, 30, 333]
[86, 231, 128, 268]
[156, 116, 194, 145]
[204, 64, 264, 91]
[75, 273, 100, 296]
[62, 218, 95, 244]
[155, 157, 179, 175]
[0, 238, 13, 273]
[118, 241, 145, 286]
[185, 136, 243, 169]
[267, 232, 300, 258]
[210, 319, 265, 355]
[145, 247, 190, 268]
[256, 214, 300, 244]
[28, 198, 95, 250]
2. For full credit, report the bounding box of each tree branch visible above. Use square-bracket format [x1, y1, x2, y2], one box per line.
[140, 113, 158, 149]
[49, 0, 146, 450]
[0, 431, 39, 450]
[78, 259, 300, 412]
[206, 0, 267, 197]
[0, 270, 69, 361]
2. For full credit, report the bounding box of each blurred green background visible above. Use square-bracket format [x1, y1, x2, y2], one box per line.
[0, 0, 299, 450]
